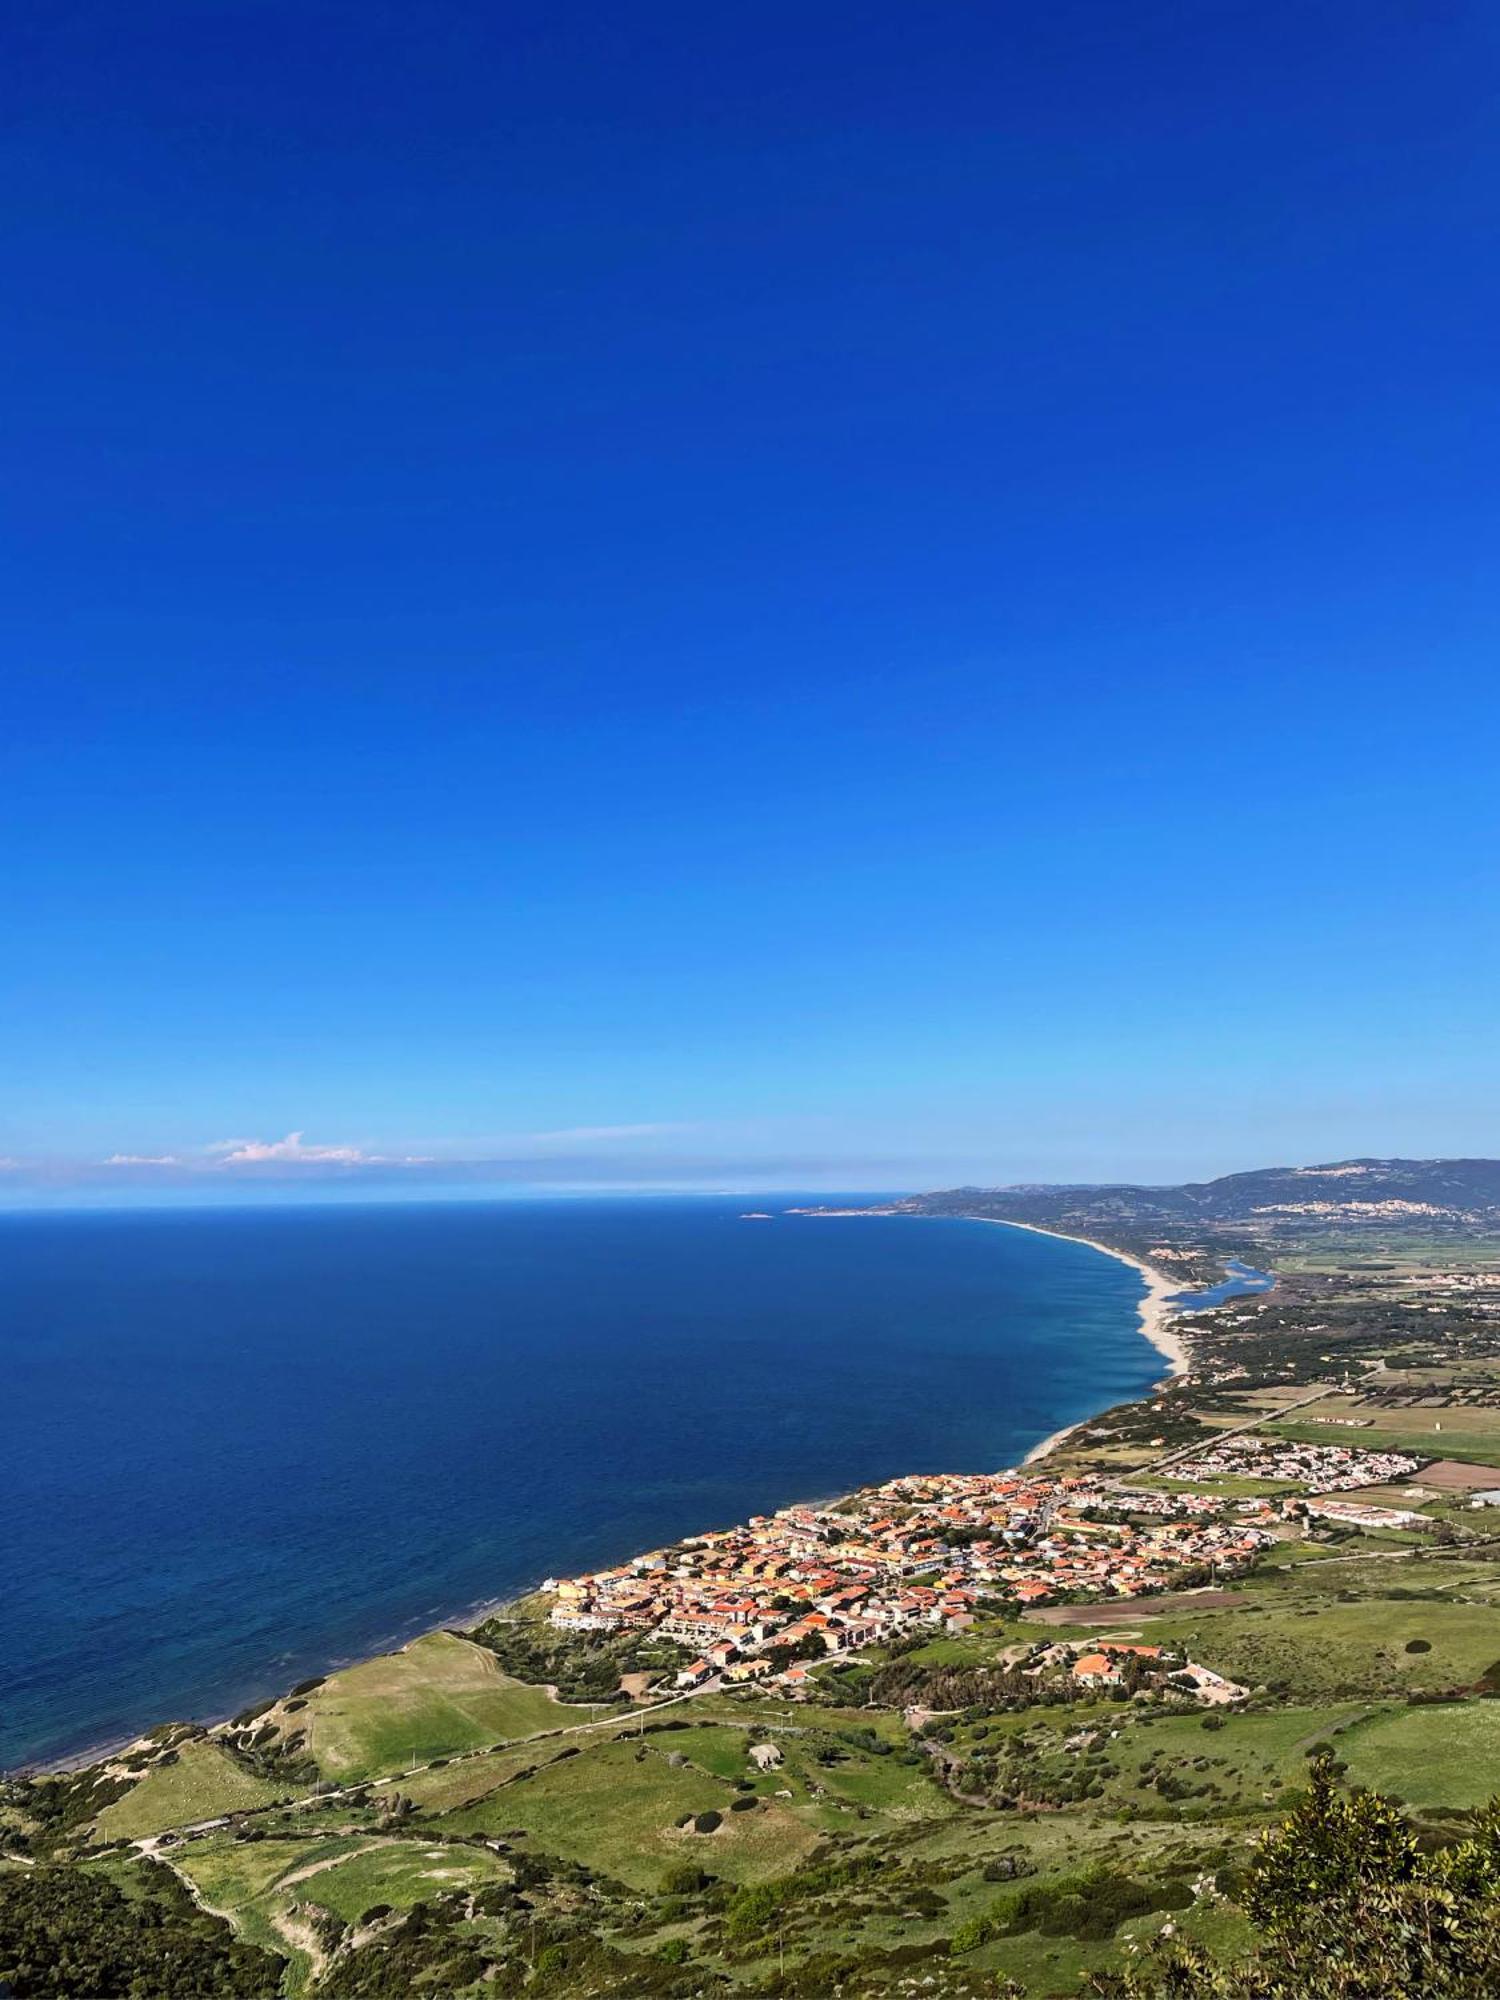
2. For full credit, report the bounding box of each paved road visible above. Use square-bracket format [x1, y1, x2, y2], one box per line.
[1136, 1378, 1350, 1479]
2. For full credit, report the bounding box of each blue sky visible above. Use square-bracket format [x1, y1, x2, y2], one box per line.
[4, 0, 1498, 1200]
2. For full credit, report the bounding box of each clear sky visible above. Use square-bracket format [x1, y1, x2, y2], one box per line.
[4, 0, 1498, 1201]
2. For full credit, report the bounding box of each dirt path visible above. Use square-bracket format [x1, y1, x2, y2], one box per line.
[268, 1903, 328, 1985]
[160, 1848, 325, 1981]
[276, 1837, 386, 1890]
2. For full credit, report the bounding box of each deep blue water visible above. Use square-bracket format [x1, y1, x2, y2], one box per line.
[1170, 1258, 1277, 1309]
[0, 1198, 1161, 1769]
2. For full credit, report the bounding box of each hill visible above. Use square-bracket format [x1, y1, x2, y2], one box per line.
[882, 1158, 1500, 1277]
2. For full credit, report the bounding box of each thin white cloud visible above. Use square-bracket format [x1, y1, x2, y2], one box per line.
[212, 1132, 367, 1165]
[208, 1132, 433, 1168]
[105, 1152, 184, 1167]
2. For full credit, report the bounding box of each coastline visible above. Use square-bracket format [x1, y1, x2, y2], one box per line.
[30, 1209, 1189, 1777]
[958, 1216, 1189, 1382]
[955, 1216, 1188, 1465]
[797, 1206, 1189, 1466]
[924, 1208, 1192, 1464]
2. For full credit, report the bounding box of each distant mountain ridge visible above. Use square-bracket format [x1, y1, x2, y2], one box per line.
[929, 1159, 1500, 1219]
[887, 1158, 1500, 1266]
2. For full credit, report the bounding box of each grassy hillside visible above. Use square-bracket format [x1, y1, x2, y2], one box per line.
[267, 1632, 613, 1783]
[93, 1741, 289, 1842]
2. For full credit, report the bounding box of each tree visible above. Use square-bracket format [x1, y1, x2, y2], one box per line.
[1244, 1755, 1421, 1926]
[1089, 1762, 1500, 1999]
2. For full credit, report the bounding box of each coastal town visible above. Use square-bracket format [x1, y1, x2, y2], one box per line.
[544, 1464, 1283, 1693]
[539, 1400, 1449, 1699]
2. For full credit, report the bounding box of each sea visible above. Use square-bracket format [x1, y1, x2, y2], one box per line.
[2, 1196, 1172, 1771]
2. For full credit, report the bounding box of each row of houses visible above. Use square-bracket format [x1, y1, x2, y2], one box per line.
[1165, 1435, 1421, 1494]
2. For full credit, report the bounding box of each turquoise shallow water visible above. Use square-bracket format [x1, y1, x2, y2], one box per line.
[0, 1197, 1158, 1768]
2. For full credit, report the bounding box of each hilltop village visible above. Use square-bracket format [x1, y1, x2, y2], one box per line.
[542, 1437, 1412, 1695]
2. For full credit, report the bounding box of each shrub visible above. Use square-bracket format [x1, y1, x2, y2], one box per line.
[951, 1914, 989, 1954]
[692, 1811, 722, 1835]
[660, 1864, 709, 1896]
[0, 1862, 283, 1997]
[1405, 1638, 1432, 1654]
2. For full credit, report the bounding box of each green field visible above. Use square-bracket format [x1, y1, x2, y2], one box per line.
[1338, 1701, 1500, 1807]
[390, 1734, 599, 1812]
[441, 1733, 828, 1888]
[659, 1717, 951, 1820]
[93, 1740, 289, 1841]
[171, 1832, 512, 1993]
[287, 1632, 612, 1781]
[270, 1837, 510, 1926]
[1269, 1421, 1500, 1468]
[1144, 1560, 1500, 1700]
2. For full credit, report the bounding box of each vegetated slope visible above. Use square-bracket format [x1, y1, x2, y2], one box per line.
[240, 1632, 611, 1786]
[94, 1740, 289, 1842]
[0, 1857, 284, 1999]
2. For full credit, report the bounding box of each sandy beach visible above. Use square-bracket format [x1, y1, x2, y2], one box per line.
[954, 1218, 1188, 1464]
[963, 1216, 1188, 1379]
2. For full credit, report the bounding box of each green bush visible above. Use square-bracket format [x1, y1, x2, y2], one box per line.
[1089, 1766, 1500, 1997]
[660, 1864, 709, 1896]
[951, 1913, 989, 1954]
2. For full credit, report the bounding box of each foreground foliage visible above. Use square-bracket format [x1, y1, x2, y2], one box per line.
[1093, 1760, 1500, 1998]
[0, 1860, 283, 1998]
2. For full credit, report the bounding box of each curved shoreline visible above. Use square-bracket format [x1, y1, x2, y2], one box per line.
[942, 1216, 1188, 1465]
[789, 1206, 1189, 1465]
[960, 1217, 1188, 1379]
[28, 1210, 1187, 1775]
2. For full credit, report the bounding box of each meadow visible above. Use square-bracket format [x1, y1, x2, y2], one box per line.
[273, 1632, 612, 1783]
[171, 1832, 512, 1995]
[93, 1741, 289, 1842]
